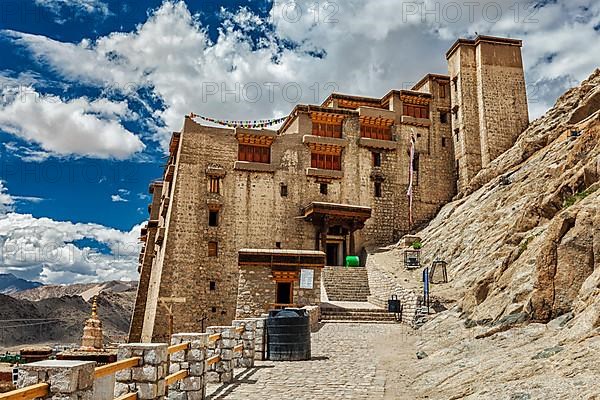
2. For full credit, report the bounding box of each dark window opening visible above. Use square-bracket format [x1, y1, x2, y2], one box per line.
[276, 282, 292, 305]
[452, 76, 458, 91]
[211, 306, 217, 313]
[221, 310, 226, 315]
[280, 184, 288, 197]
[209, 177, 220, 193]
[442, 137, 447, 148]
[454, 129, 460, 142]
[440, 83, 448, 98]
[412, 153, 420, 186]
[326, 243, 340, 266]
[209, 281, 216, 291]
[372, 152, 382, 167]
[440, 112, 448, 124]
[208, 210, 219, 227]
[320, 183, 328, 195]
[208, 241, 218, 256]
[275, 242, 282, 249]
[374, 181, 382, 198]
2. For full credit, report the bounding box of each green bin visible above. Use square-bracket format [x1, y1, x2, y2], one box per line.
[345, 255, 360, 267]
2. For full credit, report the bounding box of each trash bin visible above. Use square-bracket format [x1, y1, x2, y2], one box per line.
[388, 295, 402, 313]
[266, 309, 311, 361]
[345, 255, 360, 267]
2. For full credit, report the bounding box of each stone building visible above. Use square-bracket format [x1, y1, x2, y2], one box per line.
[129, 35, 529, 342]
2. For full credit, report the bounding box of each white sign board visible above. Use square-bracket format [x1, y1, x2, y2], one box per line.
[299, 269, 314, 289]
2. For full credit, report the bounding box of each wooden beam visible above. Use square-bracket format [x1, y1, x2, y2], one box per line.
[234, 326, 245, 334]
[94, 357, 141, 379]
[233, 344, 244, 353]
[208, 333, 221, 342]
[206, 355, 221, 366]
[0, 383, 49, 400]
[165, 370, 188, 386]
[167, 342, 190, 354]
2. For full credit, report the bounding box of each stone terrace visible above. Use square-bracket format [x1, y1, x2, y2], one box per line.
[205, 323, 408, 399]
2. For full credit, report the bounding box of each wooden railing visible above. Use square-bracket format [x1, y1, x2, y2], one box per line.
[0, 383, 49, 400]
[2, 328, 246, 400]
[94, 357, 141, 379]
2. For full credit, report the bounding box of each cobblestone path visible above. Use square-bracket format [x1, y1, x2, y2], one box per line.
[206, 322, 411, 399]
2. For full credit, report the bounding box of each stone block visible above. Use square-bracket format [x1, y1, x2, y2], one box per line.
[205, 372, 219, 383]
[221, 371, 233, 383]
[169, 364, 181, 374]
[157, 379, 166, 396]
[144, 347, 168, 365]
[187, 349, 204, 361]
[220, 350, 234, 361]
[132, 365, 157, 382]
[113, 382, 129, 397]
[115, 368, 131, 382]
[220, 339, 237, 348]
[137, 383, 158, 400]
[180, 376, 203, 391]
[170, 351, 185, 362]
[188, 363, 204, 377]
[167, 391, 187, 400]
[186, 390, 204, 400]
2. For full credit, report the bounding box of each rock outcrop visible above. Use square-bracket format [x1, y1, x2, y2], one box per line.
[370, 70, 600, 398]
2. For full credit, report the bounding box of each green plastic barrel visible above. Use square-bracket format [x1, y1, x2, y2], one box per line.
[345, 255, 360, 267]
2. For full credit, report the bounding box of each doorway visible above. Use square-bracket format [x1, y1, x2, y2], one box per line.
[326, 243, 340, 266]
[276, 282, 292, 305]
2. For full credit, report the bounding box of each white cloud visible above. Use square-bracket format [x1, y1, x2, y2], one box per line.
[4, 0, 600, 144]
[0, 181, 141, 284]
[34, 0, 111, 21]
[0, 181, 15, 214]
[0, 212, 142, 284]
[111, 194, 128, 202]
[0, 88, 145, 159]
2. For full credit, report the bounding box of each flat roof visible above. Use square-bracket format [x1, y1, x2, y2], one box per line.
[412, 73, 451, 91]
[239, 249, 325, 256]
[446, 35, 523, 59]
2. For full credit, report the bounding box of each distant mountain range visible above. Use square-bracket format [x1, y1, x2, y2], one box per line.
[0, 273, 43, 294]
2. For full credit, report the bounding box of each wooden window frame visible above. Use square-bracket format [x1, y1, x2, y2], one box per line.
[312, 122, 342, 138]
[208, 176, 220, 194]
[402, 104, 429, 119]
[208, 210, 219, 227]
[208, 241, 218, 257]
[440, 83, 448, 98]
[238, 144, 271, 164]
[311, 153, 342, 171]
[372, 152, 382, 167]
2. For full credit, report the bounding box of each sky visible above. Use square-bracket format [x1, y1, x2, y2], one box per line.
[0, 0, 598, 284]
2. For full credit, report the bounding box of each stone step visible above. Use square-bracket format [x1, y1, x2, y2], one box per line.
[322, 266, 371, 302]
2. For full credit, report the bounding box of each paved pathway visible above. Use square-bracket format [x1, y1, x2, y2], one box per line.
[206, 323, 409, 399]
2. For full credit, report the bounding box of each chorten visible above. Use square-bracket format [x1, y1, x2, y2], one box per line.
[80, 296, 104, 351]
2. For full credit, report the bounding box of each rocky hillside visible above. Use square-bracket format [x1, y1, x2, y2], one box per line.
[0, 274, 43, 294]
[0, 285, 136, 348]
[12, 280, 137, 301]
[369, 69, 600, 398]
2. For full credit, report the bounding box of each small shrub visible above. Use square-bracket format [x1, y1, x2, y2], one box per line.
[411, 241, 423, 249]
[562, 186, 599, 209]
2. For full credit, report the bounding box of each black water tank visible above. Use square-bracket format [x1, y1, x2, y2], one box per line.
[267, 309, 311, 361]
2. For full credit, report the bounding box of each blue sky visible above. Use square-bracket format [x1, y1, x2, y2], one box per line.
[0, 0, 598, 284]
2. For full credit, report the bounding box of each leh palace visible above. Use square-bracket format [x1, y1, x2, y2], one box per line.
[129, 35, 530, 343]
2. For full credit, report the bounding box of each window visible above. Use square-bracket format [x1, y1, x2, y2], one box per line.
[211, 306, 217, 312]
[454, 128, 460, 142]
[311, 153, 341, 170]
[312, 122, 342, 138]
[208, 210, 219, 227]
[442, 137, 447, 148]
[360, 125, 392, 140]
[280, 184, 288, 197]
[374, 181, 382, 198]
[452, 76, 458, 91]
[440, 83, 448, 98]
[320, 183, 328, 195]
[209, 281, 216, 291]
[440, 112, 448, 124]
[209, 177, 220, 193]
[412, 153, 420, 186]
[372, 152, 382, 167]
[238, 144, 270, 163]
[403, 104, 429, 119]
[208, 241, 218, 257]
[276, 242, 282, 249]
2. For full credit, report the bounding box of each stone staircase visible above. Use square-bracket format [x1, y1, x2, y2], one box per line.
[322, 266, 371, 302]
[320, 303, 398, 323]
